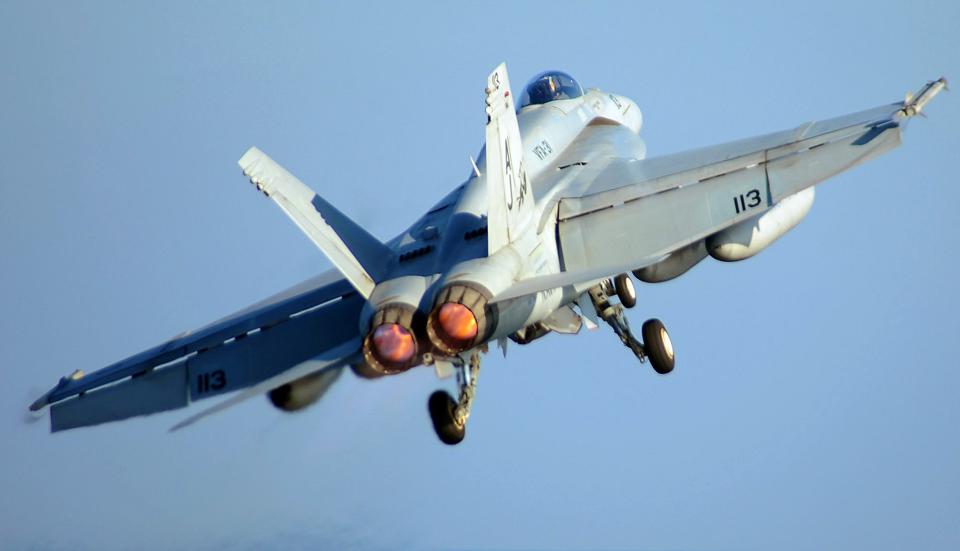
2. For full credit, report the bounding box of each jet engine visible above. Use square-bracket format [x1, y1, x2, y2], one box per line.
[424, 250, 520, 356]
[426, 284, 490, 355]
[268, 368, 343, 412]
[355, 276, 431, 378]
[707, 187, 815, 262]
[361, 304, 422, 375]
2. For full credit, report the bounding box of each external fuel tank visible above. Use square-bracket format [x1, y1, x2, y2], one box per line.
[707, 187, 815, 262]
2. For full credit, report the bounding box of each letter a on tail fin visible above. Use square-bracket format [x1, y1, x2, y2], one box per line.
[485, 63, 535, 255]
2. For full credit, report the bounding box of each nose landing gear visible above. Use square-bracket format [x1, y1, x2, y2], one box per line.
[587, 276, 675, 375]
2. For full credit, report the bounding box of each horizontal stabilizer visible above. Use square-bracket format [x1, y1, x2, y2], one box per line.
[239, 147, 392, 298]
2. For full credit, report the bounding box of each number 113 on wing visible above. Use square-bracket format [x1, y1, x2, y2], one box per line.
[733, 188, 762, 214]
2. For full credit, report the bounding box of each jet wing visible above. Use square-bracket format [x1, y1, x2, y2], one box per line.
[493, 78, 946, 302]
[30, 268, 363, 431]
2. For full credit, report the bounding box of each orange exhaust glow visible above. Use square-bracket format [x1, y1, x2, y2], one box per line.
[372, 323, 416, 364]
[438, 303, 478, 342]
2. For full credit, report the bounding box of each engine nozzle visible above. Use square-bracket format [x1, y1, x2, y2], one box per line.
[426, 284, 490, 355]
[372, 324, 416, 364]
[438, 303, 478, 342]
[361, 305, 421, 375]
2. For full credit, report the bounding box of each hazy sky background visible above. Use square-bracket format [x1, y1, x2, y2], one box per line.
[2, 1, 957, 550]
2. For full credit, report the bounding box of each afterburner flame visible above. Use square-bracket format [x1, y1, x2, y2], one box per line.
[372, 323, 416, 364]
[438, 303, 478, 342]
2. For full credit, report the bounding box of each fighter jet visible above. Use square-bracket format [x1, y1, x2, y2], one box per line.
[29, 64, 946, 444]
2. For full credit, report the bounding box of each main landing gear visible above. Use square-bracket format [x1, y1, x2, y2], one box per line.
[425, 350, 481, 445]
[588, 275, 675, 375]
[422, 272, 672, 445]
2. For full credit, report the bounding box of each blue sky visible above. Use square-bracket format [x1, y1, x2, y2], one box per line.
[1, 1, 958, 550]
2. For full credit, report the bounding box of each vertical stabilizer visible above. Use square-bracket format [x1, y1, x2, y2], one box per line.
[485, 63, 535, 255]
[239, 147, 392, 299]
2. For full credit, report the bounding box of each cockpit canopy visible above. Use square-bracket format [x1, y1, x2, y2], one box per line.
[518, 71, 583, 109]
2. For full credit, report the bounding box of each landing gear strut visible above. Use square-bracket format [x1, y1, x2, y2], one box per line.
[587, 277, 675, 375]
[427, 350, 481, 445]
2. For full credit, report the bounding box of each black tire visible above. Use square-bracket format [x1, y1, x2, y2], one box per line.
[641, 318, 675, 374]
[428, 390, 465, 445]
[614, 273, 637, 308]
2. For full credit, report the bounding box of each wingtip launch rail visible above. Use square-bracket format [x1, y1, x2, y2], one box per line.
[901, 77, 948, 117]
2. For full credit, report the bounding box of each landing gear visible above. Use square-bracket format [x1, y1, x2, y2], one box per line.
[641, 318, 675, 374]
[426, 350, 480, 445]
[586, 279, 675, 375]
[614, 273, 636, 308]
[428, 390, 464, 445]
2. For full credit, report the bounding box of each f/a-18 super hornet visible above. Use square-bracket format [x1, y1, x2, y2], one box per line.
[30, 64, 946, 444]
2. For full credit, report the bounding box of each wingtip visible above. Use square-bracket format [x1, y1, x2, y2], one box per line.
[29, 389, 53, 412]
[901, 77, 948, 117]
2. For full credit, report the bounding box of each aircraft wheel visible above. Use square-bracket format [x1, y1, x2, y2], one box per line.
[614, 273, 637, 308]
[428, 390, 465, 445]
[641, 318, 675, 374]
